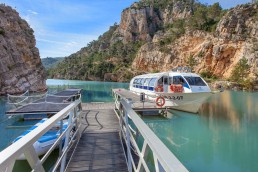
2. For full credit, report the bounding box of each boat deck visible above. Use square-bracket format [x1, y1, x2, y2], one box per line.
[66, 103, 128, 172]
[6, 89, 81, 115]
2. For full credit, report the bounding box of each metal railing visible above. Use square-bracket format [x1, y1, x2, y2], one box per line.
[118, 99, 188, 172]
[0, 100, 82, 172]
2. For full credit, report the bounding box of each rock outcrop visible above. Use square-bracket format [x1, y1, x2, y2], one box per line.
[132, 3, 258, 80]
[48, 0, 257, 83]
[0, 4, 46, 95]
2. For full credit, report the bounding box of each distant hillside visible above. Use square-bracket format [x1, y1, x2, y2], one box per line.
[42, 57, 64, 69]
[48, 0, 257, 83]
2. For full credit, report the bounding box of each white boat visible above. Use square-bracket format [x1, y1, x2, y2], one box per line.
[129, 67, 215, 113]
[13, 118, 67, 160]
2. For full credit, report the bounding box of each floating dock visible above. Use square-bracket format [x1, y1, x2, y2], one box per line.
[6, 89, 81, 116]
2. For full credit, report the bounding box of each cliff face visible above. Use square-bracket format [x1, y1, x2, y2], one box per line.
[132, 4, 258, 79]
[49, 0, 257, 83]
[0, 4, 46, 95]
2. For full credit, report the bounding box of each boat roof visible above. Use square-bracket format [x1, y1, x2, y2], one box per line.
[132, 71, 200, 79]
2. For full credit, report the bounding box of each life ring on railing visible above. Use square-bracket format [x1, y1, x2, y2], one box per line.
[156, 97, 165, 107]
[155, 86, 164, 92]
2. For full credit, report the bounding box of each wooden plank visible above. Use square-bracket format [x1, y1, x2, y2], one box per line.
[66, 108, 128, 172]
[81, 102, 115, 110]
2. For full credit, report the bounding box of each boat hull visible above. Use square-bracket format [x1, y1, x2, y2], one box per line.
[148, 92, 212, 113]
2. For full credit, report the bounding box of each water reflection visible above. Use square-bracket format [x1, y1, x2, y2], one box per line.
[143, 91, 258, 172]
[199, 91, 258, 131]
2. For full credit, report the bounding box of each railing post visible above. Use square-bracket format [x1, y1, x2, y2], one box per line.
[24, 146, 45, 172]
[59, 120, 63, 157]
[60, 110, 73, 172]
[125, 110, 132, 172]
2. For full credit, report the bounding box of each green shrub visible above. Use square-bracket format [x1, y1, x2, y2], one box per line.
[0, 29, 4, 35]
[186, 55, 197, 72]
[230, 57, 250, 82]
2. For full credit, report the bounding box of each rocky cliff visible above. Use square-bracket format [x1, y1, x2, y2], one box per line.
[49, 0, 257, 83]
[132, 3, 257, 79]
[0, 4, 46, 95]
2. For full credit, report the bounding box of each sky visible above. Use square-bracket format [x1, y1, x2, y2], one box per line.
[1, 0, 251, 58]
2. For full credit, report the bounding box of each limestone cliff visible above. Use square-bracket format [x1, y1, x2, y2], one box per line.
[0, 4, 46, 95]
[49, 0, 257, 83]
[132, 3, 258, 79]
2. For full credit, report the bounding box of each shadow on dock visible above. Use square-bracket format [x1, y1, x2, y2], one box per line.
[66, 103, 128, 172]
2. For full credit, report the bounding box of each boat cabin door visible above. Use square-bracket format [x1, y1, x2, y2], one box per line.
[163, 76, 169, 92]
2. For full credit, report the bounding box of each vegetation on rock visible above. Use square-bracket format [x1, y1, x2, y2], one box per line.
[42, 57, 64, 69]
[48, 0, 257, 85]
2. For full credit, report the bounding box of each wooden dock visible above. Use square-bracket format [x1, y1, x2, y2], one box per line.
[66, 103, 128, 172]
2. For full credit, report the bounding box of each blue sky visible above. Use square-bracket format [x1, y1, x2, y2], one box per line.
[1, 0, 251, 58]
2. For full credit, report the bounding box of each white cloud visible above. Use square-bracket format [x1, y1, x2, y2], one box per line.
[37, 32, 98, 58]
[27, 10, 38, 15]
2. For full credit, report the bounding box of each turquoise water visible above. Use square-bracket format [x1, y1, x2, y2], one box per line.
[143, 91, 258, 172]
[0, 79, 257, 172]
[46, 79, 129, 102]
[0, 79, 129, 151]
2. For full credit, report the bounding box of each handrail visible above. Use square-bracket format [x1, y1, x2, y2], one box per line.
[119, 99, 188, 172]
[0, 99, 82, 172]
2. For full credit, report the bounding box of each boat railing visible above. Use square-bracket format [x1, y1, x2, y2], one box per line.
[0, 99, 82, 172]
[117, 98, 188, 172]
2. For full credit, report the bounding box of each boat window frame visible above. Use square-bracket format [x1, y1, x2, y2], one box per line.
[133, 78, 138, 87]
[148, 78, 157, 91]
[143, 78, 150, 90]
[140, 78, 146, 89]
[136, 78, 142, 88]
[184, 76, 207, 86]
[171, 76, 189, 87]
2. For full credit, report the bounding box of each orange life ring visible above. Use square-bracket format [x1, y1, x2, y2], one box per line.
[170, 85, 175, 92]
[155, 86, 164, 92]
[170, 84, 183, 93]
[156, 97, 165, 107]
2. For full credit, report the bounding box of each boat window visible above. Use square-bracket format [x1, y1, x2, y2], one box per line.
[133, 79, 138, 84]
[164, 77, 168, 85]
[157, 77, 163, 85]
[149, 78, 157, 87]
[172, 76, 186, 85]
[184, 76, 207, 86]
[141, 78, 146, 85]
[144, 78, 151, 86]
[137, 78, 142, 85]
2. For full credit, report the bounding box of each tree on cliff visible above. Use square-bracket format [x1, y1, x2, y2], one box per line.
[230, 57, 250, 82]
[186, 54, 197, 72]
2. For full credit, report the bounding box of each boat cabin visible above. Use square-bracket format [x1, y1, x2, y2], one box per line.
[129, 71, 211, 94]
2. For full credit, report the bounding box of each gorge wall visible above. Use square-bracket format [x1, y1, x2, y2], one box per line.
[0, 4, 46, 95]
[49, 0, 257, 83]
[132, 3, 257, 79]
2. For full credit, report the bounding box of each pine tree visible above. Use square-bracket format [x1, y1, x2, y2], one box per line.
[186, 54, 197, 72]
[230, 57, 250, 82]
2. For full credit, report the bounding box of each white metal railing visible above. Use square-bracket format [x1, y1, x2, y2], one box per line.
[0, 99, 82, 172]
[118, 99, 188, 172]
